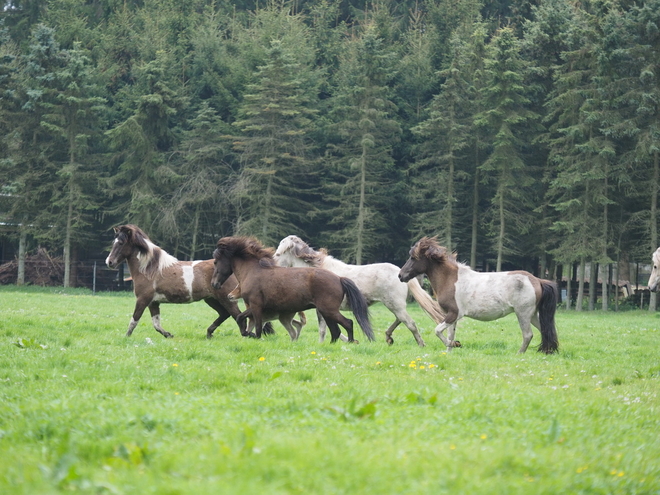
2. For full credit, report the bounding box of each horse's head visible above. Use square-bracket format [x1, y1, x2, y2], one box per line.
[211, 238, 236, 289]
[106, 224, 150, 269]
[274, 235, 314, 267]
[399, 236, 448, 282]
[649, 247, 660, 292]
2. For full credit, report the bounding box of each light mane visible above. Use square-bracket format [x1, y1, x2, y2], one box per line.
[279, 235, 326, 267]
[137, 238, 178, 279]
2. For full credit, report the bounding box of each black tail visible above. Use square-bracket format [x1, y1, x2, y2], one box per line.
[537, 281, 559, 354]
[340, 277, 375, 342]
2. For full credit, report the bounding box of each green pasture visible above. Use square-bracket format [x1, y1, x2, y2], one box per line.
[1, 286, 659, 494]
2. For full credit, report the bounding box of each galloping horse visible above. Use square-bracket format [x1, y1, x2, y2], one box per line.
[398, 237, 559, 354]
[105, 225, 256, 339]
[211, 236, 375, 343]
[274, 235, 445, 346]
[648, 247, 660, 292]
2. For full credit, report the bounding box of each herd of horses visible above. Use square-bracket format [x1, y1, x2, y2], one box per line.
[105, 224, 561, 354]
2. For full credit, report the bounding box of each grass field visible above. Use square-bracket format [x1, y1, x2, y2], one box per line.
[1, 286, 659, 494]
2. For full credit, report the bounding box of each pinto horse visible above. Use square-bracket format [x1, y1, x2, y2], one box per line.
[211, 236, 375, 343]
[105, 225, 265, 339]
[398, 237, 559, 354]
[274, 235, 445, 346]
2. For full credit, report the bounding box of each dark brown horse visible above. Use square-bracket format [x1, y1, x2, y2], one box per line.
[399, 237, 559, 354]
[105, 225, 268, 339]
[211, 236, 375, 343]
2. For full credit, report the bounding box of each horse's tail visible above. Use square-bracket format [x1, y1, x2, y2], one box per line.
[407, 277, 445, 323]
[340, 277, 375, 342]
[537, 280, 559, 354]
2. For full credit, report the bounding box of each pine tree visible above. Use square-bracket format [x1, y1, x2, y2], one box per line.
[411, 32, 472, 251]
[324, 24, 401, 264]
[231, 38, 320, 246]
[475, 27, 540, 271]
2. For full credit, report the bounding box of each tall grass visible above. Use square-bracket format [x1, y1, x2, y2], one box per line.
[1, 286, 659, 494]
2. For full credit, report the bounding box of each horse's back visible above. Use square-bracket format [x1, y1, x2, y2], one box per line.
[323, 259, 404, 301]
[455, 268, 537, 320]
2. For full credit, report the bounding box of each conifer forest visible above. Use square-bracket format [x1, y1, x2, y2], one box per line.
[1, 0, 659, 298]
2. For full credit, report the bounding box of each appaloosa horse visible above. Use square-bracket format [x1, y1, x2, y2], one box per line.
[106, 224, 264, 339]
[274, 235, 445, 346]
[399, 237, 559, 354]
[211, 236, 375, 343]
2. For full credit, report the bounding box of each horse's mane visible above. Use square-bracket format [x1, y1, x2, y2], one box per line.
[216, 236, 277, 267]
[115, 224, 178, 279]
[280, 235, 326, 267]
[412, 236, 458, 265]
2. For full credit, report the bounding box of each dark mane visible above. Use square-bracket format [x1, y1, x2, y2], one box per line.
[215, 236, 276, 267]
[412, 236, 457, 265]
[115, 224, 151, 254]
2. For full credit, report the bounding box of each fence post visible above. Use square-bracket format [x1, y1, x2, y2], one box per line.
[93, 261, 97, 295]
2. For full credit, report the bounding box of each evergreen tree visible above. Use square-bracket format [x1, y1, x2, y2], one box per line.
[231, 38, 320, 246]
[324, 24, 401, 264]
[411, 32, 472, 252]
[475, 27, 539, 271]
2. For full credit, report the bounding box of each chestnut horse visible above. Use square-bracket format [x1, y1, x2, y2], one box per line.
[398, 237, 559, 354]
[105, 225, 269, 339]
[211, 236, 375, 343]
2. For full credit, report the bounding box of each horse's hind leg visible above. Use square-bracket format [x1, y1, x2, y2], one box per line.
[516, 312, 535, 354]
[149, 303, 173, 338]
[385, 301, 426, 347]
[279, 313, 299, 341]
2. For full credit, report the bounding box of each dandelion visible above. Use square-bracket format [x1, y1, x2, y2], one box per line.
[420, 366, 425, 369]
[175, 392, 179, 395]
[376, 361, 381, 365]
[429, 364, 436, 368]
[450, 444, 456, 450]
[480, 434, 487, 440]
[172, 364, 178, 367]
[409, 363, 417, 368]
[259, 357, 265, 361]
[311, 351, 316, 355]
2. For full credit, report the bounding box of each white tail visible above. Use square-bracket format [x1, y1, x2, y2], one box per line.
[407, 277, 445, 323]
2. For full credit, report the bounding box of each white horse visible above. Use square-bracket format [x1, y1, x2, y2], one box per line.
[274, 235, 445, 346]
[398, 237, 559, 354]
[648, 247, 660, 292]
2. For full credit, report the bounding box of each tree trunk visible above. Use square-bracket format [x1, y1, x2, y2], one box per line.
[565, 266, 571, 310]
[496, 184, 504, 271]
[63, 183, 74, 288]
[470, 151, 479, 269]
[190, 207, 200, 261]
[576, 257, 586, 311]
[649, 151, 658, 311]
[447, 153, 454, 251]
[589, 262, 597, 311]
[17, 225, 27, 286]
[355, 143, 367, 265]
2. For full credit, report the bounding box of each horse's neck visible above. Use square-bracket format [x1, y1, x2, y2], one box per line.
[320, 255, 347, 272]
[427, 261, 460, 291]
[127, 246, 178, 279]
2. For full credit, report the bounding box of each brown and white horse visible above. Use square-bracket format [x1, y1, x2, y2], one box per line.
[274, 235, 445, 346]
[398, 237, 559, 354]
[105, 225, 254, 339]
[211, 236, 375, 343]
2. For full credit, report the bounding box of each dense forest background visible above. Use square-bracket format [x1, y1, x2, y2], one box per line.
[0, 0, 659, 307]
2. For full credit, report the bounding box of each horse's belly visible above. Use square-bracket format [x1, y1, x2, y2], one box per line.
[153, 291, 193, 304]
[464, 305, 514, 322]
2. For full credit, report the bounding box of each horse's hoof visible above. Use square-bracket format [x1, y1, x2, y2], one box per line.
[452, 340, 461, 348]
[386, 337, 394, 345]
[164, 333, 174, 338]
[206, 333, 214, 340]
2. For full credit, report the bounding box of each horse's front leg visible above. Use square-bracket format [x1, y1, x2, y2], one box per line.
[126, 297, 150, 337]
[236, 309, 255, 338]
[434, 315, 457, 351]
[149, 303, 173, 338]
